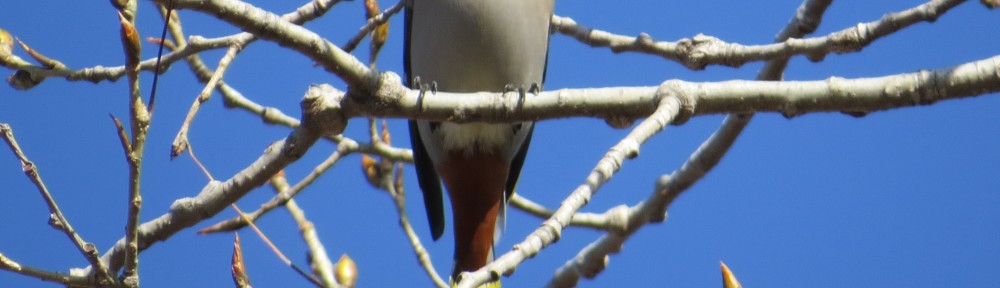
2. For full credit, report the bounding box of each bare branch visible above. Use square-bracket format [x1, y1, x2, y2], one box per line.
[0, 252, 91, 286]
[0, 123, 116, 286]
[152, 3, 411, 165]
[269, 172, 340, 288]
[509, 194, 627, 231]
[456, 96, 686, 287]
[171, 44, 242, 158]
[384, 166, 449, 288]
[1, 0, 994, 286]
[551, 0, 966, 70]
[200, 142, 348, 233]
[229, 203, 324, 287]
[79, 89, 325, 276]
[0, 0, 340, 89]
[342, 0, 404, 53]
[547, 0, 835, 285]
[114, 3, 149, 285]
[155, 0, 373, 90]
[297, 54, 1000, 126]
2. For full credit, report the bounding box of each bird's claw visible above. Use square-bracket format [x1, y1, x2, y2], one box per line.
[413, 76, 438, 112]
[528, 82, 541, 95]
[412, 76, 439, 95]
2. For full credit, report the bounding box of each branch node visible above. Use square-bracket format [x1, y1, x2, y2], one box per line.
[605, 205, 631, 234]
[542, 219, 563, 244]
[489, 267, 504, 280]
[48, 213, 64, 230]
[634, 33, 655, 49]
[657, 80, 694, 125]
[686, 34, 719, 69]
[302, 84, 347, 136]
[352, 71, 407, 118]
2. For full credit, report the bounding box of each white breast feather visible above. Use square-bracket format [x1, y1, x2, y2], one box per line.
[434, 123, 512, 155]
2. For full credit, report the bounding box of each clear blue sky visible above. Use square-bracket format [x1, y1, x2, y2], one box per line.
[2, 1, 998, 287]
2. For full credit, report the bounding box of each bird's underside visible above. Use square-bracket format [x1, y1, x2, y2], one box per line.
[405, 0, 554, 283]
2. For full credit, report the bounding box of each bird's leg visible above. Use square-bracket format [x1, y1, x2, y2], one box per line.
[504, 83, 529, 112]
[528, 82, 541, 95]
[412, 76, 438, 113]
[504, 82, 542, 113]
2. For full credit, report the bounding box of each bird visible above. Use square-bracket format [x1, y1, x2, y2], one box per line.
[404, 0, 554, 285]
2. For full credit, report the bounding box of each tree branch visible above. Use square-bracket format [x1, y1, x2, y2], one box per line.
[154, 0, 374, 91]
[509, 194, 628, 231]
[153, 4, 411, 166]
[0, 0, 341, 88]
[547, 0, 834, 285]
[76, 87, 327, 277]
[0, 124, 115, 286]
[296, 54, 1000, 129]
[342, 0, 404, 53]
[383, 167, 449, 288]
[171, 44, 242, 158]
[268, 173, 338, 287]
[551, 0, 967, 70]
[546, 0, 832, 287]
[0, 252, 91, 286]
[456, 95, 686, 287]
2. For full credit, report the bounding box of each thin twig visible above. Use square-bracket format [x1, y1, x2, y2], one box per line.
[84, 105, 323, 276]
[187, 145, 215, 181]
[115, 4, 150, 285]
[14, 38, 66, 70]
[199, 143, 348, 233]
[0, 252, 91, 286]
[0, 0, 343, 88]
[383, 167, 449, 288]
[153, 0, 411, 165]
[0, 124, 116, 285]
[551, 0, 967, 70]
[269, 172, 340, 288]
[342, 0, 404, 53]
[171, 44, 242, 158]
[509, 194, 625, 231]
[230, 203, 324, 287]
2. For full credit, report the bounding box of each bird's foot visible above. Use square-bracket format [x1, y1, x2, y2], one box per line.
[412, 76, 438, 112]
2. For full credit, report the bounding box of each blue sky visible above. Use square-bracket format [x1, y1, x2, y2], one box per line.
[1, 0, 998, 287]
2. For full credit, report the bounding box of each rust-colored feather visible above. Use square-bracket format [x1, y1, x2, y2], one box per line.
[436, 151, 509, 275]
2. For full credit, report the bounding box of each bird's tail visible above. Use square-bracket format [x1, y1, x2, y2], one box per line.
[449, 198, 502, 287]
[437, 152, 510, 287]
